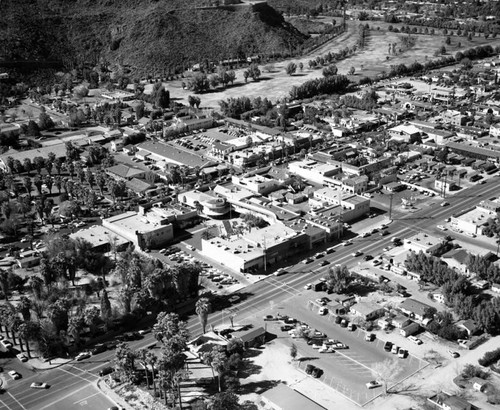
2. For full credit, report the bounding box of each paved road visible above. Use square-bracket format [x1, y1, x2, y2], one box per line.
[2, 177, 497, 409]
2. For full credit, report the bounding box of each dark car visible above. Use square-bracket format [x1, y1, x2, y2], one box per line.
[312, 367, 323, 378]
[363, 254, 373, 261]
[384, 341, 393, 352]
[334, 316, 342, 324]
[91, 344, 107, 355]
[280, 325, 293, 332]
[305, 364, 316, 375]
[99, 367, 114, 377]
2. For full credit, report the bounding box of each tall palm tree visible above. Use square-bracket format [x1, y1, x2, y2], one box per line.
[195, 298, 211, 334]
[17, 321, 40, 358]
[136, 348, 151, 390]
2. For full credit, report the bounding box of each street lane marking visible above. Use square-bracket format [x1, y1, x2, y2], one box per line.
[60, 367, 96, 383]
[7, 392, 27, 410]
[38, 383, 94, 410]
[74, 392, 100, 405]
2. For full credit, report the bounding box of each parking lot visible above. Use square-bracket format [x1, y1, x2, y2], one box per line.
[267, 294, 428, 406]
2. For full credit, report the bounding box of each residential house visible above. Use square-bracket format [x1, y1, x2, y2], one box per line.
[427, 392, 475, 410]
[457, 320, 479, 338]
[441, 249, 470, 275]
[399, 298, 434, 321]
[470, 377, 488, 392]
[350, 302, 385, 321]
[400, 321, 420, 337]
[106, 164, 147, 181]
[392, 315, 412, 329]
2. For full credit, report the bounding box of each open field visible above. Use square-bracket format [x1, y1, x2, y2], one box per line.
[165, 20, 500, 109]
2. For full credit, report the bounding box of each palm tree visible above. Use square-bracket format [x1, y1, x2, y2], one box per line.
[136, 348, 151, 390]
[146, 351, 158, 396]
[195, 298, 211, 334]
[17, 321, 40, 358]
[0, 270, 9, 301]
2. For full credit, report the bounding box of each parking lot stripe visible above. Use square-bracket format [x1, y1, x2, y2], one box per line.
[7, 392, 27, 410]
[0, 399, 15, 410]
[73, 392, 100, 405]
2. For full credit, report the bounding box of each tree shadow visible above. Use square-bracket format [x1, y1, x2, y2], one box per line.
[297, 356, 320, 362]
[239, 379, 281, 395]
[239, 360, 262, 378]
[244, 348, 263, 359]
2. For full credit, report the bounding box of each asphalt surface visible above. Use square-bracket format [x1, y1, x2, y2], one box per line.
[1, 177, 498, 409]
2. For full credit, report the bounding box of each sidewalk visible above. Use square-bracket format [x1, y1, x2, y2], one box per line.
[27, 356, 72, 370]
[96, 378, 133, 410]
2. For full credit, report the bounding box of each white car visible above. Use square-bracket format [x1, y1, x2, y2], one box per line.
[16, 353, 28, 362]
[304, 283, 312, 290]
[436, 225, 447, 231]
[1, 340, 13, 349]
[8, 370, 21, 380]
[366, 380, 382, 389]
[408, 335, 422, 345]
[75, 351, 91, 361]
[30, 382, 49, 389]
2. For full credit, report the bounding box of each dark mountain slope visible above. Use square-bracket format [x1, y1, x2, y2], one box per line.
[0, 0, 306, 75]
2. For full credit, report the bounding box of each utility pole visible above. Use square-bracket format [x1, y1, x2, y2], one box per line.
[263, 236, 267, 272]
[389, 193, 394, 220]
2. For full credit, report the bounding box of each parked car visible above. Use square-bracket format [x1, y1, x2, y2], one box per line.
[391, 345, 400, 354]
[318, 307, 327, 315]
[30, 382, 49, 389]
[408, 335, 422, 345]
[398, 349, 408, 358]
[384, 341, 393, 352]
[448, 350, 460, 358]
[305, 364, 315, 375]
[16, 353, 28, 362]
[8, 370, 21, 380]
[304, 283, 312, 290]
[99, 367, 115, 377]
[1, 340, 13, 350]
[91, 344, 107, 355]
[340, 319, 348, 328]
[366, 380, 382, 389]
[228, 295, 240, 303]
[75, 352, 91, 361]
[365, 333, 375, 342]
[280, 325, 293, 332]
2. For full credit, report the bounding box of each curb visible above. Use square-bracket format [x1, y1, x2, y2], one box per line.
[96, 378, 133, 410]
[27, 358, 72, 371]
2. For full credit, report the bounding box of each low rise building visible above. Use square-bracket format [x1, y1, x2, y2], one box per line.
[404, 233, 443, 254]
[231, 174, 282, 195]
[177, 190, 230, 218]
[288, 160, 339, 185]
[399, 298, 433, 322]
[69, 225, 130, 252]
[350, 302, 385, 321]
[102, 207, 175, 250]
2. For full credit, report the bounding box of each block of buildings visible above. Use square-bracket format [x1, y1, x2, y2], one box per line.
[177, 190, 230, 218]
[288, 160, 340, 185]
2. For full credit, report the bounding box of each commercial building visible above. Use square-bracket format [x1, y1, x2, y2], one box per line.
[404, 233, 443, 254]
[177, 190, 230, 218]
[231, 174, 282, 195]
[288, 160, 340, 185]
[69, 225, 130, 253]
[102, 207, 174, 250]
[311, 188, 370, 220]
[450, 204, 496, 236]
[200, 224, 308, 273]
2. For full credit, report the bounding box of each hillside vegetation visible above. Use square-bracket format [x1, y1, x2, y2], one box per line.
[0, 0, 305, 76]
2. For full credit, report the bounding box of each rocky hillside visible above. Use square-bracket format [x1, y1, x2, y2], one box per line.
[0, 0, 306, 75]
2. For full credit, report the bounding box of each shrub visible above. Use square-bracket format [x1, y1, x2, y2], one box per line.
[479, 348, 500, 367]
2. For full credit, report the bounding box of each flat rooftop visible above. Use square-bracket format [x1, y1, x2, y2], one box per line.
[69, 225, 129, 248]
[105, 211, 167, 233]
[456, 207, 494, 226]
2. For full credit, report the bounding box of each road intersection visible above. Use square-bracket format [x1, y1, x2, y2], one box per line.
[0, 178, 497, 409]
